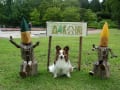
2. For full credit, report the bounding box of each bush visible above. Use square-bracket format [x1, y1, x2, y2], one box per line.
[62, 7, 80, 22]
[85, 9, 97, 21]
[88, 19, 118, 29]
[80, 9, 97, 22]
[30, 8, 40, 26]
[98, 19, 118, 28]
[97, 12, 111, 20]
[42, 7, 62, 22]
[88, 21, 98, 29]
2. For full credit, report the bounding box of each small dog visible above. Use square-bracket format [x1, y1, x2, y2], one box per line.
[49, 45, 73, 78]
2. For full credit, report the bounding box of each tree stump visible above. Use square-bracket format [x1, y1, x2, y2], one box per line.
[92, 61, 110, 78]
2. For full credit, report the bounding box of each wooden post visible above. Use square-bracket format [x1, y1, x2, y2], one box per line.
[47, 36, 52, 71]
[78, 36, 82, 71]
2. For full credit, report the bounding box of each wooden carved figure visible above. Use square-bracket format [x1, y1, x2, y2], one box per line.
[9, 17, 39, 78]
[89, 22, 117, 78]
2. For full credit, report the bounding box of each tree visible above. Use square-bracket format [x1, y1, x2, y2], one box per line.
[62, 7, 80, 22]
[107, 0, 120, 28]
[79, 0, 89, 9]
[4, 0, 13, 25]
[79, 8, 97, 22]
[89, 0, 101, 12]
[42, 7, 61, 22]
[38, 0, 51, 26]
[85, 9, 97, 21]
[0, 2, 5, 25]
[30, 8, 40, 26]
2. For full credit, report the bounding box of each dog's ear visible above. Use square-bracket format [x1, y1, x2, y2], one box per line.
[55, 45, 61, 62]
[64, 46, 69, 51]
[56, 45, 61, 51]
[64, 46, 69, 62]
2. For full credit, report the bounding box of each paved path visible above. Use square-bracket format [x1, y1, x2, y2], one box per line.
[0, 31, 46, 38]
[0, 28, 101, 38]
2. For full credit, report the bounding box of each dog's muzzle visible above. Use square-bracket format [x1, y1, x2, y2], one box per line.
[60, 55, 64, 59]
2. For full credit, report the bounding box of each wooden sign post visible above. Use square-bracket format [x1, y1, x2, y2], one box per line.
[78, 36, 82, 71]
[47, 22, 87, 71]
[47, 36, 52, 71]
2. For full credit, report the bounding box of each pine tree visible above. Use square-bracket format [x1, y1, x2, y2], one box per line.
[80, 0, 89, 9]
[89, 0, 101, 12]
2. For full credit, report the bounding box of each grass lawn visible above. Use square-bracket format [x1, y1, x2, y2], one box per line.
[0, 29, 120, 90]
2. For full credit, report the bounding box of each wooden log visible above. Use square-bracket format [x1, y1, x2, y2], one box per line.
[20, 61, 38, 78]
[92, 61, 110, 78]
[90, 46, 110, 78]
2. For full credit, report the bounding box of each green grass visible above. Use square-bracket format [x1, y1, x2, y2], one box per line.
[0, 29, 120, 90]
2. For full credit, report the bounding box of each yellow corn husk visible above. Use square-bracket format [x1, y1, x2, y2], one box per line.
[99, 22, 109, 47]
[21, 31, 31, 44]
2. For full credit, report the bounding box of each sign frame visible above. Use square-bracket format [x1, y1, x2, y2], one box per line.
[46, 22, 87, 37]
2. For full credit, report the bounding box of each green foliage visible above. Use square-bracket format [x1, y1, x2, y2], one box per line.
[59, 0, 79, 8]
[88, 21, 98, 28]
[80, 0, 89, 9]
[42, 7, 62, 22]
[62, 7, 80, 22]
[89, 0, 101, 12]
[0, 0, 119, 28]
[80, 9, 97, 22]
[97, 11, 111, 20]
[0, 29, 120, 90]
[0, 3, 6, 24]
[98, 19, 118, 28]
[107, 0, 120, 28]
[30, 8, 40, 26]
[85, 9, 97, 21]
[0, 0, 41, 26]
[88, 19, 118, 29]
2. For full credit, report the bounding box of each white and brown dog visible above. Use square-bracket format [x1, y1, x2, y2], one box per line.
[49, 45, 73, 78]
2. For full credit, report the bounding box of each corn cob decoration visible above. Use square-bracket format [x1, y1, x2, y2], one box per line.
[21, 17, 31, 44]
[99, 22, 109, 47]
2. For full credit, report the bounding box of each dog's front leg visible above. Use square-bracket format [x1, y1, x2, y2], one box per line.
[66, 72, 71, 78]
[53, 68, 58, 78]
[53, 73, 57, 78]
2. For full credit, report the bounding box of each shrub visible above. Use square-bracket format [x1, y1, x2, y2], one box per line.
[30, 8, 40, 26]
[62, 7, 80, 22]
[88, 21, 98, 29]
[98, 19, 118, 28]
[88, 19, 118, 29]
[80, 9, 97, 22]
[42, 7, 62, 22]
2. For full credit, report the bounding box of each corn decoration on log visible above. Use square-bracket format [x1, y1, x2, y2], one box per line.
[9, 17, 40, 78]
[21, 17, 31, 44]
[89, 22, 117, 78]
[21, 31, 31, 44]
[99, 22, 109, 47]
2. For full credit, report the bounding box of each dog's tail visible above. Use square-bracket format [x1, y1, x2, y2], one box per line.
[49, 64, 55, 73]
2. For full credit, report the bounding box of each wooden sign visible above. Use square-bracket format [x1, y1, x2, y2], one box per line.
[47, 22, 87, 36]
